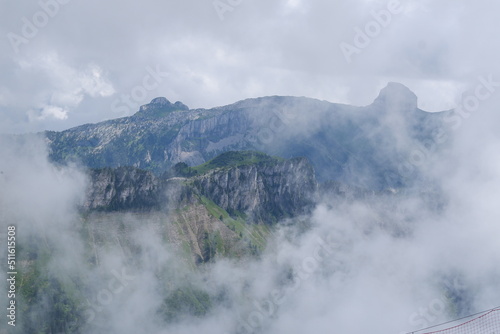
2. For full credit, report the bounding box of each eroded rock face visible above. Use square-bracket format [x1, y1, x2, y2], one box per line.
[83, 154, 317, 224]
[81, 153, 318, 263]
[84, 166, 162, 211]
[191, 157, 317, 223]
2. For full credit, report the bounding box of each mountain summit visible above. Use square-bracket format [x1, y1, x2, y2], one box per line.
[138, 97, 189, 113]
[373, 82, 418, 111]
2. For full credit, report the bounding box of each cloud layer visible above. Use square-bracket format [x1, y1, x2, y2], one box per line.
[1, 0, 499, 132]
[1, 88, 499, 333]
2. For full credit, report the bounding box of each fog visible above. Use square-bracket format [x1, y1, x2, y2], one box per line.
[1, 83, 499, 334]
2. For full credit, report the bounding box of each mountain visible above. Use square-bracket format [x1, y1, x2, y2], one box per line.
[45, 83, 451, 190]
[82, 151, 317, 263]
[8, 85, 457, 333]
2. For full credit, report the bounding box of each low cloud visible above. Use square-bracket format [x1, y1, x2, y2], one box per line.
[1, 89, 499, 333]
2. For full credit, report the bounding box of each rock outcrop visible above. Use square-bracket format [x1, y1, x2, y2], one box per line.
[191, 157, 317, 223]
[83, 152, 317, 224]
[84, 166, 161, 211]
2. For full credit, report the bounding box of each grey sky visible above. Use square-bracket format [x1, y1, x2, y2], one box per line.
[0, 0, 498, 133]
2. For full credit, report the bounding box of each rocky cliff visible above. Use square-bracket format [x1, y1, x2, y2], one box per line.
[82, 151, 314, 263]
[83, 151, 317, 223]
[84, 166, 162, 211]
[191, 156, 317, 223]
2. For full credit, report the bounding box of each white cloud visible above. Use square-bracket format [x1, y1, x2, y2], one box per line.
[34, 52, 115, 104]
[80, 63, 116, 98]
[37, 104, 69, 120]
[6, 52, 116, 124]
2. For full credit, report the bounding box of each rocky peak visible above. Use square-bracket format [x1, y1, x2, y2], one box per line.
[150, 97, 171, 105]
[139, 97, 189, 112]
[373, 82, 418, 111]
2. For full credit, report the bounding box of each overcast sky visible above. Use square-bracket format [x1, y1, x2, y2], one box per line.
[0, 0, 499, 133]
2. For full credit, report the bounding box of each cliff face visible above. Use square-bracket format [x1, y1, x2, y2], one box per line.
[84, 166, 162, 211]
[82, 151, 312, 263]
[83, 153, 317, 222]
[191, 157, 317, 223]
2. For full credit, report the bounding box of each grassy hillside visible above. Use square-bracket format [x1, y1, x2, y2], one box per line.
[172, 151, 284, 177]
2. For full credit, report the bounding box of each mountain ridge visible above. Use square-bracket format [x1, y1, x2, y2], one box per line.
[45, 82, 451, 190]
